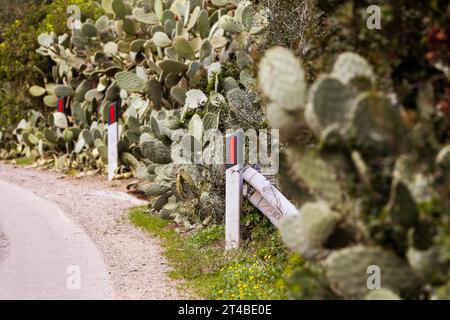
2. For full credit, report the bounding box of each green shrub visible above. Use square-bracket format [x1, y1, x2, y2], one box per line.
[262, 0, 450, 109]
[129, 206, 293, 300]
[0, 0, 104, 128]
[38, 0, 103, 35]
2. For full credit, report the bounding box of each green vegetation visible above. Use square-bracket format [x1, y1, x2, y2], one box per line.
[0, 0, 449, 300]
[0, 0, 104, 129]
[11, 157, 34, 166]
[259, 46, 450, 299]
[129, 205, 295, 300]
[0, 0, 266, 236]
[261, 0, 450, 110]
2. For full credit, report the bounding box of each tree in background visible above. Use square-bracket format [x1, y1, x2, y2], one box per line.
[0, 0, 103, 129]
[261, 0, 450, 113]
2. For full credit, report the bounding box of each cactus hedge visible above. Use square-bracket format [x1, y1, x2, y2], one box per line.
[0, 0, 267, 229]
[260, 47, 450, 300]
[0, 0, 449, 301]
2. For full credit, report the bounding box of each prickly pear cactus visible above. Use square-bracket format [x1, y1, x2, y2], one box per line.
[259, 47, 450, 300]
[325, 246, 420, 299]
[0, 0, 270, 232]
[331, 52, 375, 85]
[280, 202, 340, 259]
[258, 47, 307, 111]
[304, 76, 355, 136]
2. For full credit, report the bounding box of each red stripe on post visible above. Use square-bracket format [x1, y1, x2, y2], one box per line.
[58, 98, 63, 113]
[109, 103, 115, 124]
[230, 136, 236, 165]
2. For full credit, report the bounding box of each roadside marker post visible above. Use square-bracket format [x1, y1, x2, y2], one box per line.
[225, 131, 244, 250]
[224, 130, 298, 250]
[57, 97, 68, 114]
[108, 102, 120, 182]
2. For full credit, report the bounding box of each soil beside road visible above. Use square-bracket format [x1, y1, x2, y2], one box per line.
[0, 162, 187, 300]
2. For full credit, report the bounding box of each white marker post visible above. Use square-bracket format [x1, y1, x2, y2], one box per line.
[225, 131, 244, 250]
[108, 102, 119, 181]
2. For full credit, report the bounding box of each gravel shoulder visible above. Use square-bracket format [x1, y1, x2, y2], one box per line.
[0, 162, 187, 300]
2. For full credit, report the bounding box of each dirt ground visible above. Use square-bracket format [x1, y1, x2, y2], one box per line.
[0, 162, 189, 300]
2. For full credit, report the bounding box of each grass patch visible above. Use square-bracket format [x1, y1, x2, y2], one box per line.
[128, 206, 295, 300]
[11, 157, 33, 166]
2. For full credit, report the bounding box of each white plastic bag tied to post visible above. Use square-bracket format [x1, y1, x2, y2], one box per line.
[243, 166, 297, 219]
[224, 130, 297, 250]
[243, 184, 283, 227]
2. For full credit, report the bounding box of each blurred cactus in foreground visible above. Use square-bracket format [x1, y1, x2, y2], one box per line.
[259, 47, 450, 300]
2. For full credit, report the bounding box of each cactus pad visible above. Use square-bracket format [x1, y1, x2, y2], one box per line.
[280, 202, 340, 259]
[173, 36, 195, 60]
[29, 86, 46, 97]
[350, 92, 405, 151]
[258, 47, 306, 110]
[305, 76, 355, 136]
[115, 71, 147, 93]
[325, 246, 420, 299]
[331, 52, 375, 85]
[286, 148, 344, 204]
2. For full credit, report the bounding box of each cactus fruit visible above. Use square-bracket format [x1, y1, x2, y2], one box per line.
[280, 202, 340, 259]
[325, 246, 420, 299]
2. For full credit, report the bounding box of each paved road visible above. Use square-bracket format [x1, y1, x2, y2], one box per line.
[0, 179, 113, 299]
